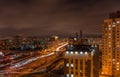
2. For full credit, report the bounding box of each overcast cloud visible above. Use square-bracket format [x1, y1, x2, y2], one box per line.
[0, 0, 120, 37]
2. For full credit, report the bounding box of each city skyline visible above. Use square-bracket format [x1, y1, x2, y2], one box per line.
[0, 6, 120, 76]
[0, 0, 120, 37]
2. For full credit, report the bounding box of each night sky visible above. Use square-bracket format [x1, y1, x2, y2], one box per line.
[0, 0, 120, 37]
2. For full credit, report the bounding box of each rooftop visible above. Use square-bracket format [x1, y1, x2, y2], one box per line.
[66, 44, 94, 52]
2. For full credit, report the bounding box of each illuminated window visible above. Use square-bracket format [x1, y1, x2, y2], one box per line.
[95, 45, 97, 47]
[74, 38, 77, 41]
[117, 62, 119, 65]
[80, 52, 83, 54]
[71, 51, 73, 54]
[109, 33, 111, 35]
[108, 42, 111, 44]
[85, 52, 88, 54]
[108, 36, 111, 38]
[116, 68, 119, 70]
[66, 63, 69, 67]
[66, 51, 69, 54]
[66, 74, 69, 77]
[80, 70, 82, 73]
[101, 72, 104, 74]
[113, 22, 115, 25]
[109, 45, 111, 47]
[112, 25, 116, 27]
[71, 74, 74, 77]
[71, 64, 74, 67]
[75, 51, 78, 54]
[117, 45, 120, 47]
[108, 28, 111, 30]
[112, 59, 116, 61]
[117, 21, 120, 24]
[109, 25, 111, 27]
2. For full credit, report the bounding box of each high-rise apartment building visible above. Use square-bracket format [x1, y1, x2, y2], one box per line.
[101, 11, 120, 77]
[64, 38, 98, 77]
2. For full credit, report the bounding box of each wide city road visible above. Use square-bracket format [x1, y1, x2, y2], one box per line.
[0, 42, 68, 77]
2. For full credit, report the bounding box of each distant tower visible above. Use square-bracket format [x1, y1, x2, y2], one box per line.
[75, 30, 83, 39]
[79, 30, 83, 38]
[75, 32, 79, 39]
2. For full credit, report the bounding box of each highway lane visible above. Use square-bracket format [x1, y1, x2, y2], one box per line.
[0, 55, 33, 70]
[9, 52, 55, 69]
[18, 42, 68, 76]
[19, 53, 64, 77]
[56, 42, 68, 52]
[31, 42, 68, 73]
